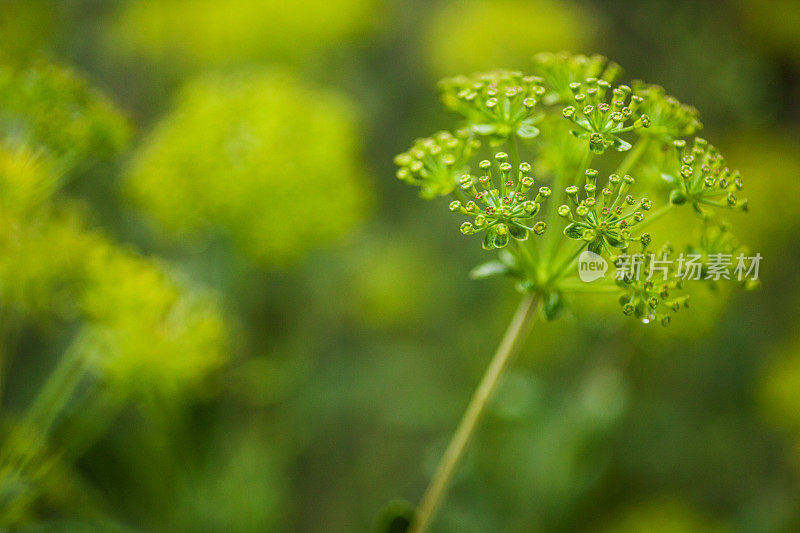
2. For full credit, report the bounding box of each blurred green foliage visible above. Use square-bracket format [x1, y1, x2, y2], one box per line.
[0, 0, 798, 532]
[424, 0, 596, 77]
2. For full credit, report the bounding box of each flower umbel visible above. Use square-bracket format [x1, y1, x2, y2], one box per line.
[532, 51, 622, 105]
[633, 81, 702, 142]
[665, 137, 748, 214]
[397, 52, 759, 533]
[438, 70, 545, 145]
[451, 152, 549, 249]
[558, 169, 652, 254]
[615, 245, 689, 327]
[394, 129, 480, 198]
[395, 52, 755, 328]
[561, 79, 651, 153]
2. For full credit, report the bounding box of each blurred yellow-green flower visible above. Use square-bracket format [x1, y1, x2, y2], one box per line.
[0, 143, 59, 218]
[80, 243, 229, 400]
[109, 0, 379, 66]
[0, 144, 96, 318]
[0, 208, 99, 320]
[125, 70, 369, 265]
[0, 62, 131, 175]
[424, 0, 597, 77]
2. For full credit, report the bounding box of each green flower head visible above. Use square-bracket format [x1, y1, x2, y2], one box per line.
[451, 152, 549, 249]
[561, 79, 651, 154]
[559, 169, 652, 254]
[633, 81, 702, 142]
[394, 129, 480, 198]
[80, 243, 229, 400]
[532, 51, 623, 105]
[0, 62, 131, 174]
[438, 70, 545, 145]
[614, 245, 690, 327]
[395, 52, 757, 327]
[664, 137, 748, 214]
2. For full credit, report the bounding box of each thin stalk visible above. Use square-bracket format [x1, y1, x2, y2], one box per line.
[25, 343, 89, 437]
[1, 333, 92, 482]
[514, 238, 538, 279]
[557, 279, 619, 292]
[548, 241, 588, 283]
[569, 145, 594, 187]
[636, 203, 675, 231]
[507, 135, 521, 173]
[411, 293, 539, 533]
[615, 136, 649, 177]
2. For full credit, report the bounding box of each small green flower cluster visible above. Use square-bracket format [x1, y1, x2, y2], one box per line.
[558, 169, 652, 254]
[561, 79, 651, 153]
[394, 130, 479, 198]
[633, 81, 702, 142]
[395, 52, 756, 326]
[532, 52, 622, 105]
[80, 242, 229, 399]
[614, 244, 690, 326]
[451, 153, 549, 249]
[664, 137, 748, 213]
[438, 70, 545, 144]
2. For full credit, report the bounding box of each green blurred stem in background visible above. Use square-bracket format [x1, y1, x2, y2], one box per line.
[615, 136, 649, 178]
[411, 293, 539, 533]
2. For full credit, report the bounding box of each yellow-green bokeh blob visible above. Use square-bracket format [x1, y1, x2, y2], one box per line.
[109, 0, 379, 66]
[424, 0, 596, 78]
[80, 242, 230, 400]
[126, 70, 369, 265]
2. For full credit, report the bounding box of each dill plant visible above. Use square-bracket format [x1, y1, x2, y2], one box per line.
[394, 52, 756, 532]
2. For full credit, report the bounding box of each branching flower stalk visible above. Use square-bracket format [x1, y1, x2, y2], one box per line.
[394, 53, 755, 532]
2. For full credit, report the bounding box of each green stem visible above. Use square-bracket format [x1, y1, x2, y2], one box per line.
[24, 342, 89, 437]
[548, 241, 588, 283]
[616, 136, 650, 177]
[411, 293, 539, 533]
[507, 135, 521, 173]
[570, 144, 594, 187]
[514, 238, 538, 279]
[453, 187, 470, 205]
[637, 203, 675, 232]
[557, 279, 619, 292]
[1, 333, 91, 481]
